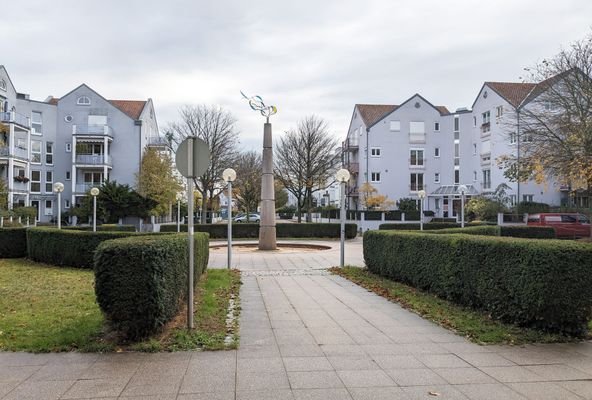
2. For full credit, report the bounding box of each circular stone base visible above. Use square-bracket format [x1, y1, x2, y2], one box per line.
[210, 243, 331, 253]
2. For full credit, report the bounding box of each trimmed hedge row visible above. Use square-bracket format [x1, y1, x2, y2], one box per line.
[26, 228, 150, 268]
[64, 224, 137, 232]
[379, 222, 463, 230]
[364, 230, 592, 335]
[426, 225, 556, 239]
[161, 223, 358, 239]
[0, 228, 28, 258]
[94, 233, 209, 339]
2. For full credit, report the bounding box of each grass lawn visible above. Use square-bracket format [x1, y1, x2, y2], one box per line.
[0, 258, 241, 352]
[331, 266, 590, 345]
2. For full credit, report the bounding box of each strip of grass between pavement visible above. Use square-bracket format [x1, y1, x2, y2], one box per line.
[330, 266, 590, 345]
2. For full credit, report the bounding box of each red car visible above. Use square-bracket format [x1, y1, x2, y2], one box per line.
[527, 213, 591, 239]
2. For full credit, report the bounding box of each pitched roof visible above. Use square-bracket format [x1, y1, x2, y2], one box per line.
[356, 104, 398, 126]
[108, 100, 147, 119]
[484, 82, 537, 107]
[435, 105, 450, 115]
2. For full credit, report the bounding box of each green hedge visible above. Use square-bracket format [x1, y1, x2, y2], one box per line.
[161, 223, 358, 239]
[364, 230, 592, 335]
[26, 228, 148, 268]
[426, 225, 556, 239]
[94, 233, 209, 339]
[65, 224, 137, 232]
[379, 222, 462, 230]
[0, 228, 28, 258]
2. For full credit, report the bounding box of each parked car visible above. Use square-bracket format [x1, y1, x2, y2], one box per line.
[233, 213, 260, 223]
[527, 213, 590, 238]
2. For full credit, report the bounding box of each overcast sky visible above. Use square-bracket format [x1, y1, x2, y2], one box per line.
[2, 1, 591, 150]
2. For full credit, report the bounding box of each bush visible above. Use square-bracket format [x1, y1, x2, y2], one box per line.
[27, 227, 148, 268]
[161, 223, 358, 239]
[94, 233, 209, 339]
[426, 225, 556, 239]
[465, 196, 505, 222]
[379, 222, 463, 230]
[516, 201, 550, 214]
[431, 217, 457, 223]
[384, 211, 402, 221]
[0, 227, 27, 258]
[364, 230, 592, 335]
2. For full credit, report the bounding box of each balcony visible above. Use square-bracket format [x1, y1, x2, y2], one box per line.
[409, 184, 426, 192]
[0, 112, 31, 129]
[409, 159, 427, 169]
[347, 162, 359, 174]
[347, 187, 359, 197]
[147, 136, 169, 147]
[73, 124, 113, 136]
[75, 154, 112, 166]
[480, 153, 491, 165]
[0, 146, 28, 160]
[481, 122, 491, 136]
[75, 183, 101, 193]
[343, 138, 359, 151]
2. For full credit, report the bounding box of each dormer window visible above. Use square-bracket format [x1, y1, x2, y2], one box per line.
[77, 96, 91, 106]
[0, 79, 6, 91]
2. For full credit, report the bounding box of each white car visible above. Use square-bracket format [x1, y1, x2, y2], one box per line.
[233, 213, 260, 223]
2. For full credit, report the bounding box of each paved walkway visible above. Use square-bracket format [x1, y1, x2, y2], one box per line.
[2, 240, 592, 399]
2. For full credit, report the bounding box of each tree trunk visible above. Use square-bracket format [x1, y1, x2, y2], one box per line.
[297, 200, 302, 223]
[200, 192, 207, 225]
[306, 191, 312, 223]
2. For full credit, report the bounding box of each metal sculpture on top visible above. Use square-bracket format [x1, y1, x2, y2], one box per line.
[240, 91, 277, 122]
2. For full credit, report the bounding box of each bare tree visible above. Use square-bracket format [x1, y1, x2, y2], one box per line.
[167, 105, 240, 223]
[233, 151, 262, 221]
[275, 115, 340, 222]
[499, 31, 592, 209]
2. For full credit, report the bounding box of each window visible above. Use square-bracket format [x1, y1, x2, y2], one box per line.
[473, 116, 477, 127]
[496, 105, 503, 117]
[370, 147, 381, 157]
[410, 173, 424, 191]
[473, 143, 477, 155]
[454, 131, 459, 140]
[31, 111, 42, 134]
[77, 96, 91, 105]
[66, 143, 72, 153]
[453, 115, 459, 132]
[410, 149, 424, 166]
[434, 147, 440, 157]
[65, 171, 71, 180]
[46, 142, 53, 164]
[14, 167, 25, 178]
[522, 131, 534, 143]
[434, 122, 440, 131]
[389, 120, 401, 131]
[31, 140, 42, 163]
[481, 111, 491, 133]
[481, 140, 491, 154]
[473, 171, 477, 181]
[454, 169, 460, 184]
[65, 199, 71, 209]
[482, 169, 491, 189]
[523, 194, 534, 202]
[31, 170, 41, 192]
[0, 79, 6, 91]
[510, 195, 517, 206]
[435, 198, 441, 210]
[44, 200, 53, 216]
[510, 132, 517, 144]
[434, 173, 440, 183]
[45, 171, 53, 193]
[409, 122, 425, 142]
[370, 172, 381, 182]
[578, 214, 590, 224]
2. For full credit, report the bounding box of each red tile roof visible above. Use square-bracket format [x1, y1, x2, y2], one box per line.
[484, 82, 537, 107]
[435, 106, 450, 115]
[108, 100, 146, 119]
[356, 104, 399, 126]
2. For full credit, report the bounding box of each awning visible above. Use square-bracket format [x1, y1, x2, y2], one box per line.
[430, 184, 479, 197]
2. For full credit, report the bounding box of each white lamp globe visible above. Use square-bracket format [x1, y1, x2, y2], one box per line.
[417, 190, 426, 199]
[457, 184, 468, 195]
[176, 192, 183, 201]
[90, 187, 100, 197]
[335, 169, 350, 183]
[222, 168, 236, 182]
[53, 182, 64, 193]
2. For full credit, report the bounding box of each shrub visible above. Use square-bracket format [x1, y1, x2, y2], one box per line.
[384, 211, 402, 221]
[363, 230, 592, 335]
[431, 218, 457, 223]
[379, 222, 462, 230]
[516, 201, 550, 214]
[397, 198, 417, 212]
[0, 227, 27, 258]
[427, 226, 500, 236]
[465, 196, 505, 222]
[161, 223, 358, 238]
[27, 227, 147, 268]
[94, 233, 209, 339]
[426, 225, 556, 239]
[65, 225, 136, 232]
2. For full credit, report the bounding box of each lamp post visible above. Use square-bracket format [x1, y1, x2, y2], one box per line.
[418, 190, 426, 231]
[458, 184, 468, 228]
[335, 168, 350, 268]
[223, 168, 237, 270]
[176, 192, 183, 233]
[90, 187, 100, 232]
[53, 182, 64, 229]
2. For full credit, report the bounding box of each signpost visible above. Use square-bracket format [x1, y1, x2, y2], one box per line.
[175, 137, 210, 330]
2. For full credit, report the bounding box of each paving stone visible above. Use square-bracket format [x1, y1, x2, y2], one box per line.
[179, 373, 236, 394]
[280, 344, 324, 357]
[28, 363, 92, 381]
[178, 393, 235, 400]
[524, 364, 592, 381]
[0, 381, 20, 398]
[402, 385, 470, 399]
[292, 388, 353, 400]
[557, 380, 592, 399]
[417, 354, 472, 368]
[349, 386, 408, 400]
[386, 368, 447, 386]
[373, 355, 425, 370]
[433, 367, 497, 385]
[283, 357, 334, 372]
[327, 356, 380, 371]
[456, 352, 516, 367]
[61, 378, 129, 399]
[2, 380, 75, 400]
[0, 365, 41, 382]
[456, 383, 527, 400]
[237, 357, 284, 373]
[287, 370, 344, 389]
[236, 389, 295, 400]
[237, 371, 290, 391]
[336, 369, 395, 388]
[479, 366, 547, 383]
[508, 382, 582, 400]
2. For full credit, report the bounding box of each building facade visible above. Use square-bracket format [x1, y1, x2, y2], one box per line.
[0, 66, 164, 222]
[343, 79, 566, 218]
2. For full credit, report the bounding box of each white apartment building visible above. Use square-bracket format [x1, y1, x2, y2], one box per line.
[343, 77, 567, 218]
[0, 65, 166, 223]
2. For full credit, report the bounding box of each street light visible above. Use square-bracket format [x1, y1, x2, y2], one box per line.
[335, 168, 350, 268]
[222, 168, 237, 270]
[53, 182, 64, 229]
[457, 184, 468, 228]
[176, 192, 183, 233]
[90, 187, 100, 232]
[418, 190, 426, 231]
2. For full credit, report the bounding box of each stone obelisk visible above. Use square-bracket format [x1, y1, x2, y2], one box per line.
[240, 91, 277, 250]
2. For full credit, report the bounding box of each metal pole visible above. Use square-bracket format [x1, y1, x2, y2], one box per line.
[177, 200, 181, 233]
[461, 193, 465, 228]
[187, 137, 195, 330]
[340, 181, 345, 268]
[420, 198, 424, 231]
[227, 180, 232, 269]
[93, 195, 97, 232]
[57, 192, 61, 229]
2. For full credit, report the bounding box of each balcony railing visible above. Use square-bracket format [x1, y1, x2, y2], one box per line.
[0, 112, 31, 129]
[343, 138, 359, 151]
[348, 162, 359, 174]
[409, 184, 426, 192]
[481, 122, 491, 135]
[75, 183, 101, 193]
[409, 159, 427, 168]
[0, 146, 29, 159]
[75, 154, 112, 165]
[347, 187, 359, 197]
[147, 136, 169, 146]
[73, 124, 113, 136]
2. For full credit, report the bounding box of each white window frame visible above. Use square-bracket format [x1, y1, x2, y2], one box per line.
[409, 149, 425, 167]
[65, 171, 71, 181]
[370, 172, 381, 183]
[66, 143, 72, 153]
[65, 199, 71, 209]
[434, 122, 440, 132]
[473, 143, 477, 155]
[370, 147, 381, 157]
[523, 194, 534, 202]
[496, 105, 503, 118]
[44, 200, 53, 216]
[434, 173, 440, 183]
[510, 132, 517, 144]
[31, 111, 42, 135]
[30, 170, 41, 193]
[45, 171, 53, 194]
[77, 96, 91, 106]
[46, 142, 54, 165]
[389, 120, 401, 132]
[410, 172, 424, 192]
[473, 116, 477, 127]
[453, 115, 460, 132]
[31, 140, 42, 164]
[434, 147, 440, 158]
